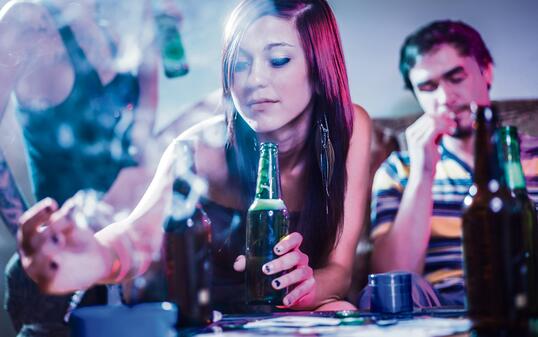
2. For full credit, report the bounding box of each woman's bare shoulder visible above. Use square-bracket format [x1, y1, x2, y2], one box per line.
[350, 103, 372, 141]
[352, 104, 371, 126]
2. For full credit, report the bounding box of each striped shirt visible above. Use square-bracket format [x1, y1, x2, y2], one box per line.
[370, 134, 538, 293]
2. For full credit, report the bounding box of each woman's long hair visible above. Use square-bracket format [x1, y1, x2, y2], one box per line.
[222, 0, 354, 268]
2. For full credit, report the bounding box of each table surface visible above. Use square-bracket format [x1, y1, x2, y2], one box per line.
[179, 308, 471, 337]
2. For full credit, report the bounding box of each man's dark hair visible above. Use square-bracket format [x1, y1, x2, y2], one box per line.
[399, 20, 494, 90]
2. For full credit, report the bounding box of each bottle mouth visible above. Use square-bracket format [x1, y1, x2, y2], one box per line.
[471, 105, 498, 125]
[499, 125, 518, 138]
[260, 142, 278, 150]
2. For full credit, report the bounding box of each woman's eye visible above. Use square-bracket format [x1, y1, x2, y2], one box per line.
[271, 57, 290, 67]
[234, 61, 249, 73]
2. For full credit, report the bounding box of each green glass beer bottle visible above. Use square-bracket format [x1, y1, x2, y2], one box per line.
[499, 126, 538, 319]
[246, 142, 289, 305]
[462, 106, 527, 333]
[155, 13, 189, 78]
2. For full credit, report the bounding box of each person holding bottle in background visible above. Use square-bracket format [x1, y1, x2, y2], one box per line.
[0, 0, 193, 336]
[368, 20, 538, 309]
[14, 0, 372, 314]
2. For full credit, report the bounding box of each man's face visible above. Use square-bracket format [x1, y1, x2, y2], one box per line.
[409, 43, 492, 138]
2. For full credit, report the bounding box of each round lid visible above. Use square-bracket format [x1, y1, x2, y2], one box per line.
[368, 272, 411, 286]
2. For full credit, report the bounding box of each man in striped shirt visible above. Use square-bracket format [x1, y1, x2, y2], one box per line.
[370, 20, 538, 305]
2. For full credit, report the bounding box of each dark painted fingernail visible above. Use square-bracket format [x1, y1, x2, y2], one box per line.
[273, 279, 281, 289]
[50, 261, 58, 271]
[51, 234, 59, 244]
[264, 264, 271, 273]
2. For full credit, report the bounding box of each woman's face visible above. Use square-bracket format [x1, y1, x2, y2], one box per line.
[230, 15, 313, 133]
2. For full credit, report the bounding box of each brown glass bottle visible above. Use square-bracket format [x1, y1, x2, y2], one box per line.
[462, 106, 527, 333]
[499, 126, 538, 319]
[164, 177, 212, 327]
[246, 142, 289, 305]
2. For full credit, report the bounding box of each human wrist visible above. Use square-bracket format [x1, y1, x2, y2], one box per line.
[408, 149, 439, 180]
[96, 239, 119, 284]
[95, 224, 133, 284]
[408, 166, 435, 186]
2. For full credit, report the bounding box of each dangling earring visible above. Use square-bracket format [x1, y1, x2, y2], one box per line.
[316, 113, 335, 201]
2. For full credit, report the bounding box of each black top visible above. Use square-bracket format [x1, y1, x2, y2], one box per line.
[14, 4, 140, 204]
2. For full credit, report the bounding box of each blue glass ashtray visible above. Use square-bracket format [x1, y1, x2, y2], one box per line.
[69, 302, 178, 337]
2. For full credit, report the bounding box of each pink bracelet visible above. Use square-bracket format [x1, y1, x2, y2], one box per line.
[98, 225, 133, 283]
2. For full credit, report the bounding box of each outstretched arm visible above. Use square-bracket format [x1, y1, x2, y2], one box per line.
[17, 139, 183, 294]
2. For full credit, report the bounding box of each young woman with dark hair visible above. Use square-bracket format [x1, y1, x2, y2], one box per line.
[17, 0, 371, 312]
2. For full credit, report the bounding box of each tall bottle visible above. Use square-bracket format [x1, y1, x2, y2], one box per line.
[163, 143, 212, 327]
[462, 106, 527, 333]
[499, 126, 538, 318]
[155, 13, 189, 78]
[246, 142, 289, 305]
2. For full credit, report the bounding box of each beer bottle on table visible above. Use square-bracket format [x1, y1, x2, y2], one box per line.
[499, 126, 538, 319]
[163, 143, 212, 327]
[246, 142, 289, 305]
[462, 106, 527, 333]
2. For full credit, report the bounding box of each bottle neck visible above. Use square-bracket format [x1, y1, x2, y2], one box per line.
[499, 128, 527, 191]
[473, 106, 503, 187]
[254, 143, 281, 200]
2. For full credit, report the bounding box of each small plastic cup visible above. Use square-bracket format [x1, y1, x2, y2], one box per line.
[369, 272, 413, 314]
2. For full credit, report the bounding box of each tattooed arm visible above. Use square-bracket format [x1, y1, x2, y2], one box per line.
[0, 1, 41, 236]
[0, 147, 27, 236]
